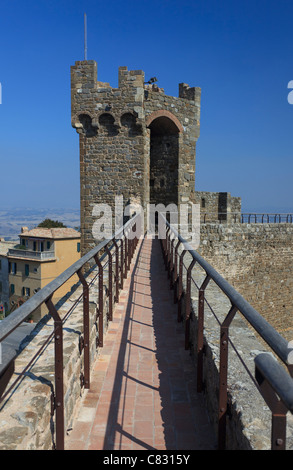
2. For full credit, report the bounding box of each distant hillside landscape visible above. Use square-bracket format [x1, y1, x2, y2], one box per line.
[0, 208, 80, 239]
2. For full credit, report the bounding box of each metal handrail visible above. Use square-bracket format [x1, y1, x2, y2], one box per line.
[159, 213, 293, 450]
[241, 213, 293, 224]
[201, 212, 293, 224]
[0, 215, 138, 344]
[0, 213, 140, 450]
[160, 215, 290, 365]
[255, 353, 293, 412]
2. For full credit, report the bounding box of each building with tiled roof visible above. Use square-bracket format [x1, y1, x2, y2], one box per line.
[19, 227, 81, 239]
[7, 227, 81, 320]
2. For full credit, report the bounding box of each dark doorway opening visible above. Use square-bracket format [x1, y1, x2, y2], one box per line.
[149, 116, 179, 208]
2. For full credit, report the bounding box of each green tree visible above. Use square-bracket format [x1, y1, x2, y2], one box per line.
[38, 219, 67, 228]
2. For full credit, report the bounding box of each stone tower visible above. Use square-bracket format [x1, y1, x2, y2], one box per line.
[71, 60, 201, 255]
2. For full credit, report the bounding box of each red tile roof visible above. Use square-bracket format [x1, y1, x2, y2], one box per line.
[20, 228, 80, 239]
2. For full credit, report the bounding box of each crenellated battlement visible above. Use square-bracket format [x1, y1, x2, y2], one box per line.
[118, 66, 145, 88]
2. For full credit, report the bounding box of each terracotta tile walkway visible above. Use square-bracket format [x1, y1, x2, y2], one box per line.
[66, 237, 216, 451]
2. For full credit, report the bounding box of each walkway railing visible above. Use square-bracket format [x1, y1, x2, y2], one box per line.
[201, 212, 293, 224]
[241, 213, 293, 223]
[159, 213, 293, 450]
[0, 214, 140, 450]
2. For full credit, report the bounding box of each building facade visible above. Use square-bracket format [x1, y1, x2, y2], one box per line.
[0, 240, 16, 317]
[7, 227, 81, 320]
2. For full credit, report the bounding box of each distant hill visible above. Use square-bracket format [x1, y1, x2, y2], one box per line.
[0, 207, 80, 239]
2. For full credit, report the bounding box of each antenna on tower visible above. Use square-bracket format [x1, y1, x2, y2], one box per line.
[84, 13, 87, 60]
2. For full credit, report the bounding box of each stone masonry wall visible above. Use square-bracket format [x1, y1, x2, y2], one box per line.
[144, 85, 201, 208]
[193, 191, 241, 223]
[197, 223, 293, 341]
[71, 61, 201, 256]
[72, 63, 146, 255]
[178, 248, 293, 450]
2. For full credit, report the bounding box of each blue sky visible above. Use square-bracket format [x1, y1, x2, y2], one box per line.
[0, 0, 293, 213]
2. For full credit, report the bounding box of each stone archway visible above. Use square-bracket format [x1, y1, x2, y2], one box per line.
[146, 110, 184, 134]
[146, 110, 181, 208]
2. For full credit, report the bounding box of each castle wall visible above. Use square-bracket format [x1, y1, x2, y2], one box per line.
[197, 223, 293, 340]
[193, 191, 241, 223]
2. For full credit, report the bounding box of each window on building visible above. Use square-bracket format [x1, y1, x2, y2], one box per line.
[10, 262, 17, 275]
[25, 264, 29, 276]
[40, 242, 44, 252]
[10, 284, 15, 294]
[22, 287, 30, 297]
[77, 242, 81, 253]
[47, 241, 50, 250]
[33, 241, 37, 251]
[201, 198, 206, 208]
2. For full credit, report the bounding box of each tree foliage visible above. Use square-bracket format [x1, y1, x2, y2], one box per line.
[38, 219, 67, 228]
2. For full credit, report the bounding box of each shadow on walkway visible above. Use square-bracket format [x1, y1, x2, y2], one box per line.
[99, 237, 216, 450]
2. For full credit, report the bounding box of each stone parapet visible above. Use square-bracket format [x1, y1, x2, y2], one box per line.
[0, 266, 111, 450]
[198, 223, 293, 340]
[179, 251, 293, 450]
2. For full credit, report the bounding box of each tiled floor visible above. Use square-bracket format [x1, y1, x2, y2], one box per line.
[66, 237, 216, 450]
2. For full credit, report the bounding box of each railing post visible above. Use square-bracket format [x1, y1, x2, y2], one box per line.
[167, 228, 172, 277]
[178, 250, 186, 322]
[271, 405, 287, 450]
[173, 240, 181, 303]
[45, 296, 65, 451]
[0, 361, 15, 402]
[164, 226, 170, 270]
[218, 305, 238, 450]
[197, 275, 211, 392]
[124, 234, 128, 278]
[112, 240, 120, 303]
[185, 259, 196, 350]
[77, 269, 90, 389]
[255, 366, 287, 450]
[105, 245, 113, 322]
[94, 255, 104, 348]
[120, 239, 124, 289]
[126, 227, 132, 271]
[170, 238, 175, 288]
[128, 221, 136, 262]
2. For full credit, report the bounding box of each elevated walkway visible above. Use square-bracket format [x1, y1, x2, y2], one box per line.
[66, 237, 216, 450]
